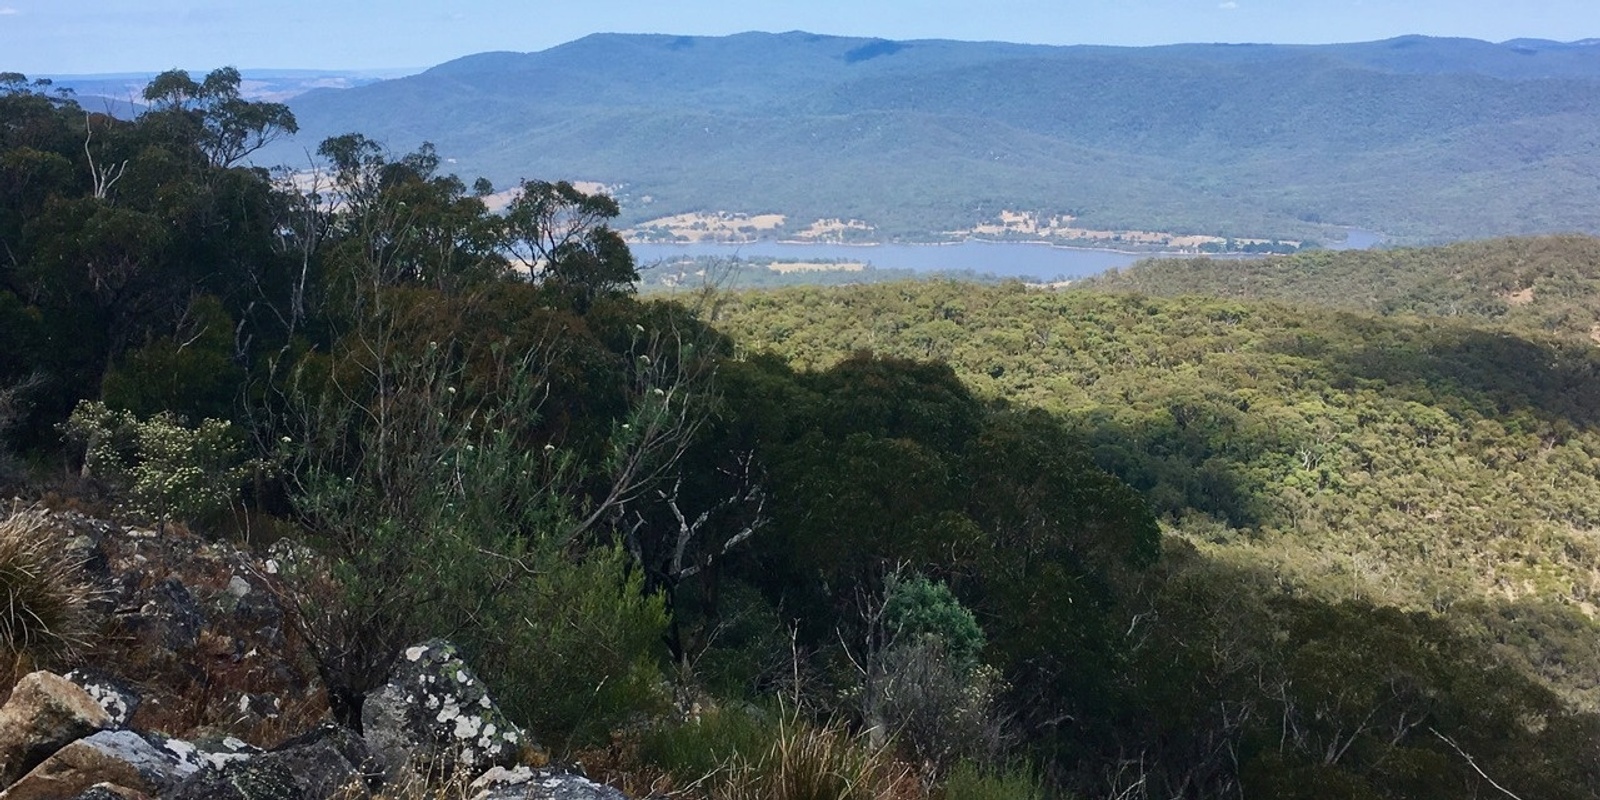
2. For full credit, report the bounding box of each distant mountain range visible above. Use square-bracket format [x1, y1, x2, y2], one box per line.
[251, 33, 1600, 245]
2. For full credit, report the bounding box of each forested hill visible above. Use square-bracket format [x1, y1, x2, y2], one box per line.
[709, 278, 1600, 711]
[273, 32, 1600, 243]
[5, 74, 1600, 795]
[1082, 234, 1600, 340]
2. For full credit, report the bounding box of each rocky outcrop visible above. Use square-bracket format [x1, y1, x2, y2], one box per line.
[48, 513, 321, 742]
[470, 767, 628, 800]
[0, 730, 200, 799]
[166, 725, 370, 800]
[362, 640, 535, 784]
[0, 511, 625, 800]
[0, 656, 618, 800]
[62, 674, 137, 730]
[0, 672, 112, 787]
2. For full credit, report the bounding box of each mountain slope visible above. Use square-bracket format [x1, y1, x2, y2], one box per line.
[272, 32, 1600, 244]
[1083, 235, 1600, 340]
[706, 268, 1600, 707]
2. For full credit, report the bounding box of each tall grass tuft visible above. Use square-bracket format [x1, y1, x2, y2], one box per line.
[641, 704, 912, 800]
[0, 509, 93, 672]
[712, 709, 911, 800]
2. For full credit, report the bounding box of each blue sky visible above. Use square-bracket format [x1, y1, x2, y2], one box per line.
[6, 0, 1600, 75]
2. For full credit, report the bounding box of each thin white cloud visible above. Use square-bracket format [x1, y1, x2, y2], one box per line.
[1219, 1, 1239, 8]
[0, 7, 20, 15]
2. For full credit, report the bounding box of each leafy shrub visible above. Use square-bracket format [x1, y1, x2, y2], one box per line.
[61, 400, 256, 527]
[0, 508, 93, 668]
[277, 325, 672, 740]
[874, 642, 1008, 772]
[687, 580, 790, 700]
[489, 545, 670, 751]
[883, 572, 984, 675]
[638, 705, 779, 787]
[872, 574, 1006, 773]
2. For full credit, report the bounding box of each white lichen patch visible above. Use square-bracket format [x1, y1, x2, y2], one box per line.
[436, 701, 461, 724]
[453, 714, 483, 740]
[406, 645, 428, 662]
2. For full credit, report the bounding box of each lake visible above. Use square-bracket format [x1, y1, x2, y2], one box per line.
[629, 230, 1384, 281]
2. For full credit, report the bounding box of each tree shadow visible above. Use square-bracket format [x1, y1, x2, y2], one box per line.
[1316, 318, 1600, 430]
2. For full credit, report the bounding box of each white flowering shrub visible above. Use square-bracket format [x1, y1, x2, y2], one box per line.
[62, 400, 256, 527]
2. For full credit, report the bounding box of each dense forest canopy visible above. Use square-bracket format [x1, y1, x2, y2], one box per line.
[2, 70, 1598, 799]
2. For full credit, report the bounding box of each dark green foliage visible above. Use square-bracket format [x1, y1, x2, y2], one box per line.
[713, 275, 1600, 796]
[101, 295, 244, 421]
[940, 761, 1045, 800]
[882, 573, 984, 675]
[686, 350, 1162, 776]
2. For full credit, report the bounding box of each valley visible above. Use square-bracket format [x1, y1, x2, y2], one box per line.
[5, 20, 1600, 800]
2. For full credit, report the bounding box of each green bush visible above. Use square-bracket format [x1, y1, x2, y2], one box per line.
[277, 325, 673, 741]
[60, 400, 256, 527]
[687, 581, 789, 700]
[639, 705, 779, 786]
[489, 545, 669, 750]
[941, 760, 1048, 800]
[883, 572, 985, 675]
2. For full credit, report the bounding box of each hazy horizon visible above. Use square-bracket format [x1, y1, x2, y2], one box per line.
[5, 0, 1599, 75]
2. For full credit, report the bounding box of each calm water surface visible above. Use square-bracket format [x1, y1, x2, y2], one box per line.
[630, 230, 1383, 281]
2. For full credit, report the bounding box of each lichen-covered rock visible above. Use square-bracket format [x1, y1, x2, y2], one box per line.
[158, 734, 259, 774]
[62, 673, 138, 730]
[469, 766, 629, 800]
[0, 672, 113, 786]
[65, 784, 149, 800]
[0, 730, 198, 800]
[361, 640, 532, 783]
[167, 724, 371, 800]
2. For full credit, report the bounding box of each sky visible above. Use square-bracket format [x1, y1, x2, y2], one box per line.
[6, 0, 1600, 75]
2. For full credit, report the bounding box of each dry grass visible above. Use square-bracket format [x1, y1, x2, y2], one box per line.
[709, 711, 914, 800]
[0, 508, 94, 672]
[337, 764, 479, 800]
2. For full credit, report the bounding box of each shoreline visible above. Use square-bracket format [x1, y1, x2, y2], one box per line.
[627, 235, 1279, 259]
